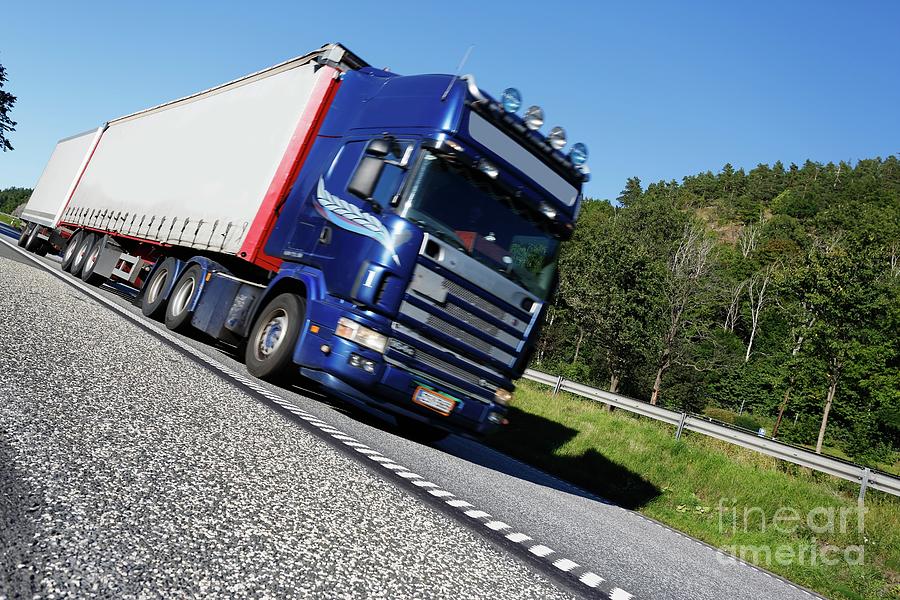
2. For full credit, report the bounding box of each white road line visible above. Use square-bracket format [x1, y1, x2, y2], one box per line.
[445, 499, 473, 508]
[528, 545, 554, 558]
[428, 489, 455, 498]
[464, 509, 491, 519]
[2, 239, 637, 600]
[552, 558, 579, 572]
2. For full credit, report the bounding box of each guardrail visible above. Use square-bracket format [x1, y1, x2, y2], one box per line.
[522, 368, 900, 502]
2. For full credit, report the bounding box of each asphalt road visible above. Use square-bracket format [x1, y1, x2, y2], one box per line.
[0, 238, 823, 600]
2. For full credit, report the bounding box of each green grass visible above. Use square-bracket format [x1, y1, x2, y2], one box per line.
[0, 213, 23, 229]
[487, 380, 900, 600]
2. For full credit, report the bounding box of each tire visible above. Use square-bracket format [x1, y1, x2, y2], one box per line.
[24, 224, 44, 253]
[17, 223, 32, 248]
[60, 230, 84, 272]
[395, 415, 450, 444]
[141, 257, 179, 320]
[80, 235, 109, 285]
[69, 233, 96, 276]
[165, 264, 203, 333]
[244, 292, 306, 381]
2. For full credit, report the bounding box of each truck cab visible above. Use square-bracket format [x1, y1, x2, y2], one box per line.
[257, 66, 589, 438]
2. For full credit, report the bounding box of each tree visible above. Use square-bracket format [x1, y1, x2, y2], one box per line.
[0, 61, 16, 152]
[617, 177, 643, 207]
[650, 223, 713, 405]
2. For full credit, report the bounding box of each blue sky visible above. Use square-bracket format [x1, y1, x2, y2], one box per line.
[1, 0, 898, 201]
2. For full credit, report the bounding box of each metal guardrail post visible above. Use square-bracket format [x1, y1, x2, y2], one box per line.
[859, 467, 871, 504]
[552, 375, 564, 396]
[675, 412, 687, 440]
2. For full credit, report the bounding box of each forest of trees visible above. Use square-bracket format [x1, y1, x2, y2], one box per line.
[0, 186, 31, 214]
[535, 157, 900, 463]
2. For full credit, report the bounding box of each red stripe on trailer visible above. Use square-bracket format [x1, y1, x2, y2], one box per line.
[240, 65, 342, 271]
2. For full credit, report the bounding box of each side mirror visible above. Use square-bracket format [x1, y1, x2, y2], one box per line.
[366, 137, 391, 158]
[348, 156, 385, 201]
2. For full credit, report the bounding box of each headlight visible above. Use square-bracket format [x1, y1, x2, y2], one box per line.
[523, 105, 544, 131]
[494, 388, 513, 406]
[547, 126, 567, 150]
[500, 87, 522, 113]
[336, 317, 388, 353]
[569, 142, 588, 166]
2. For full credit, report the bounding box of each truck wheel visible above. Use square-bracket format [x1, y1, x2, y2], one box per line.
[245, 293, 306, 381]
[165, 264, 202, 333]
[24, 224, 44, 253]
[80, 235, 109, 285]
[60, 231, 84, 272]
[69, 233, 96, 276]
[17, 223, 32, 248]
[141, 257, 178, 320]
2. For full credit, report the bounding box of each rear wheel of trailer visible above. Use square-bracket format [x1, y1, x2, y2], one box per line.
[69, 233, 96, 276]
[17, 223, 31, 248]
[80, 235, 110, 285]
[24, 224, 45, 254]
[60, 230, 83, 272]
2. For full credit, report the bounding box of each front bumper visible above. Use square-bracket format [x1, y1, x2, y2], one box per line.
[296, 327, 506, 436]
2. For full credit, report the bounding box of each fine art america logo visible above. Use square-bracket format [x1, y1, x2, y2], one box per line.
[716, 499, 867, 567]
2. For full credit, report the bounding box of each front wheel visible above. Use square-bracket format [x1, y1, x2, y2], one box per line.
[245, 293, 306, 381]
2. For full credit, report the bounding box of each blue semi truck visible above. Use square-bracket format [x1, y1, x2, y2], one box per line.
[19, 43, 588, 440]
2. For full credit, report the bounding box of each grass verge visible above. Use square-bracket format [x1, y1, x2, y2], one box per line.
[486, 380, 899, 600]
[0, 213, 23, 229]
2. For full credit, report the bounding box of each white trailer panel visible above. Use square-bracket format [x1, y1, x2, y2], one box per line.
[22, 128, 102, 228]
[61, 48, 341, 255]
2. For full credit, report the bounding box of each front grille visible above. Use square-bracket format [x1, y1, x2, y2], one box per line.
[441, 278, 507, 321]
[426, 314, 494, 354]
[441, 303, 500, 337]
[389, 338, 492, 393]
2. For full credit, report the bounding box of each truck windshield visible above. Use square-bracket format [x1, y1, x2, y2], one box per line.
[401, 151, 559, 300]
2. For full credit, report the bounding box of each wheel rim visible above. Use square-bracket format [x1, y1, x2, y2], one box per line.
[254, 308, 289, 361]
[86, 244, 101, 272]
[146, 268, 169, 305]
[170, 276, 195, 317]
[64, 237, 79, 262]
[73, 240, 91, 269]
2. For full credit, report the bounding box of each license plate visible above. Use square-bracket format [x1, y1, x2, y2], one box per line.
[412, 386, 457, 416]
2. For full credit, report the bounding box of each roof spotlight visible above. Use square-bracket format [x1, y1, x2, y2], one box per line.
[523, 105, 544, 131]
[500, 88, 522, 113]
[547, 126, 567, 150]
[569, 142, 589, 166]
